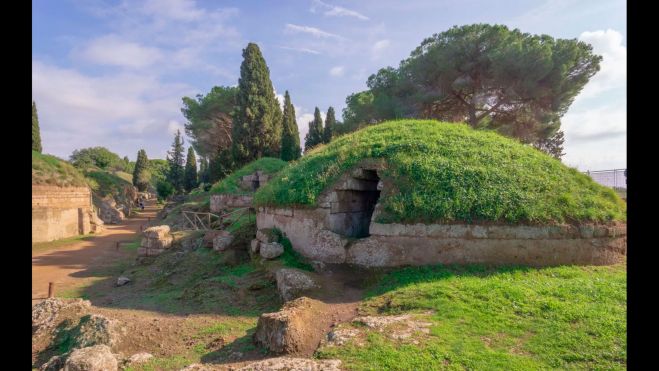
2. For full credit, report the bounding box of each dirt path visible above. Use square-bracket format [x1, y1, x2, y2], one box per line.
[32, 199, 159, 301]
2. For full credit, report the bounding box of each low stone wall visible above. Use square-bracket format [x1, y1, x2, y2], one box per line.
[32, 185, 97, 243]
[138, 225, 173, 257]
[256, 206, 627, 268]
[210, 194, 253, 213]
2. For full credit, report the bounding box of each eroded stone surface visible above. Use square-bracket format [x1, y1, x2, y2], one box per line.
[237, 357, 342, 371]
[260, 242, 284, 259]
[63, 345, 118, 371]
[276, 269, 320, 302]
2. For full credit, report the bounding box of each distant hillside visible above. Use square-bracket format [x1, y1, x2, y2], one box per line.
[32, 150, 88, 188]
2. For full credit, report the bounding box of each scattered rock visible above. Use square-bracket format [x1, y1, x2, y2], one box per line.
[139, 225, 173, 257]
[116, 276, 131, 286]
[63, 345, 118, 371]
[353, 314, 412, 329]
[256, 229, 278, 244]
[32, 298, 91, 335]
[259, 242, 284, 259]
[124, 352, 153, 366]
[253, 297, 329, 355]
[202, 230, 225, 248]
[205, 337, 225, 350]
[250, 239, 260, 255]
[323, 327, 361, 346]
[212, 231, 234, 252]
[275, 268, 320, 302]
[178, 364, 217, 371]
[237, 357, 342, 371]
[39, 354, 67, 371]
[66, 314, 123, 349]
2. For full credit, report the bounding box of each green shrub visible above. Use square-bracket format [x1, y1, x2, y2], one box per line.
[157, 180, 175, 201]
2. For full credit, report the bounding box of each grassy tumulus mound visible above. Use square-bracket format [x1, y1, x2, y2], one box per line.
[210, 157, 288, 195]
[32, 150, 88, 187]
[254, 120, 625, 224]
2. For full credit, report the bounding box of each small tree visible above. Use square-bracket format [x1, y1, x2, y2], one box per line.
[132, 149, 150, 192]
[280, 91, 301, 161]
[156, 180, 175, 201]
[184, 147, 198, 192]
[323, 106, 336, 144]
[303, 107, 324, 152]
[32, 101, 42, 153]
[166, 130, 186, 193]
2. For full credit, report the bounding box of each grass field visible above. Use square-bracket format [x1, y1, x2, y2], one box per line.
[32, 150, 88, 187]
[316, 263, 626, 370]
[254, 120, 626, 224]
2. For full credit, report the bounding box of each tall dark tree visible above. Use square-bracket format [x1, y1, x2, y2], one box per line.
[166, 130, 186, 193]
[280, 91, 301, 161]
[323, 106, 336, 144]
[232, 43, 283, 166]
[533, 130, 566, 159]
[132, 149, 150, 192]
[199, 157, 209, 184]
[32, 101, 42, 153]
[343, 24, 602, 145]
[209, 149, 234, 183]
[184, 147, 198, 192]
[303, 107, 324, 152]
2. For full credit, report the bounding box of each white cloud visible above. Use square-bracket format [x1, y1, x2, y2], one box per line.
[329, 66, 345, 77]
[560, 28, 626, 171]
[310, 0, 369, 21]
[32, 59, 195, 159]
[575, 29, 626, 100]
[371, 39, 390, 59]
[76, 34, 163, 68]
[167, 120, 185, 135]
[278, 45, 321, 55]
[284, 23, 342, 39]
[140, 0, 205, 21]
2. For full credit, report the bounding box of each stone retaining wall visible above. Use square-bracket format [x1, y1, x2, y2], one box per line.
[256, 206, 627, 268]
[210, 194, 253, 213]
[32, 185, 99, 243]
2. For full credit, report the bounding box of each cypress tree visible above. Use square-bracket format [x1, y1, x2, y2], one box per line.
[184, 147, 198, 192]
[132, 149, 150, 192]
[232, 43, 283, 166]
[199, 157, 208, 184]
[323, 106, 336, 144]
[303, 107, 324, 152]
[167, 130, 186, 193]
[32, 101, 42, 153]
[280, 91, 301, 161]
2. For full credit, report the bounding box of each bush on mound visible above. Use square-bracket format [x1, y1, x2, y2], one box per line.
[254, 120, 626, 224]
[32, 150, 88, 187]
[210, 157, 288, 195]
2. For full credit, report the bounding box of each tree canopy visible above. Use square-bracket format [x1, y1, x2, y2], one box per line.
[70, 147, 124, 170]
[304, 107, 324, 152]
[232, 43, 283, 166]
[342, 24, 602, 155]
[184, 147, 198, 192]
[132, 149, 150, 192]
[166, 130, 185, 193]
[323, 106, 336, 144]
[280, 91, 301, 161]
[32, 101, 42, 153]
[181, 86, 238, 160]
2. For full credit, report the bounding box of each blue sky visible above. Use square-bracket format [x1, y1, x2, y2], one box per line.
[32, 0, 626, 171]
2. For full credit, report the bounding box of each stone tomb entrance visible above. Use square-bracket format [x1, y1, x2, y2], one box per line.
[328, 169, 381, 238]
